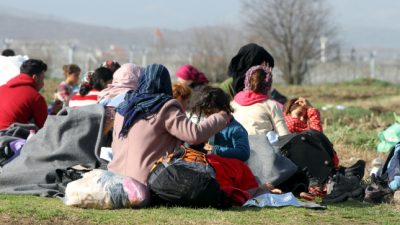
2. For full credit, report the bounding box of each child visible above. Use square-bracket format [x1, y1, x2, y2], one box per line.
[190, 86, 250, 162]
[49, 64, 81, 114]
[172, 83, 191, 111]
[283, 97, 323, 133]
[69, 67, 113, 108]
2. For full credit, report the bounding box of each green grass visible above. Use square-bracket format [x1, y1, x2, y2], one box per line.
[0, 195, 399, 225]
[1, 79, 400, 224]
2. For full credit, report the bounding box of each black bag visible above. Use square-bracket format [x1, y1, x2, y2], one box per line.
[280, 130, 335, 184]
[0, 136, 21, 167]
[147, 146, 225, 207]
[0, 123, 38, 139]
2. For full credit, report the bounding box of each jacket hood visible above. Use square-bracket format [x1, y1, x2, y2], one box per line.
[6, 74, 36, 89]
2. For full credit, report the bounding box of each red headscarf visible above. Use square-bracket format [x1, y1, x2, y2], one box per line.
[176, 64, 209, 85]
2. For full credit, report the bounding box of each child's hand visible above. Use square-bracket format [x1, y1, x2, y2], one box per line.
[203, 143, 213, 152]
[295, 97, 312, 108]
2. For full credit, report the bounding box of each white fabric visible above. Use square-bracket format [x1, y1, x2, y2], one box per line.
[231, 99, 289, 136]
[0, 55, 29, 85]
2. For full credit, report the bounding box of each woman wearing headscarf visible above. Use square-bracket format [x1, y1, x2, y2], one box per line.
[108, 64, 230, 186]
[98, 63, 142, 107]
[219, 43, 275, 99]
[231, 65, 289, 136]
[176, 64, 209, 90]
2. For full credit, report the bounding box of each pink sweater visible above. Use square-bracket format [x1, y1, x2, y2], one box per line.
[108, 99, 227, 185]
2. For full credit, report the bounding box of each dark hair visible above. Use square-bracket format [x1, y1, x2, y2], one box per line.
[62, 64, 81, 78]
[101, 60, 121, 74]
[20, 59, 47, 76]
[283, 98, 300, 115]
[189, 86, 233, 117]
[79, 67, 113, 96]
[250, 69, 267, 93]
[2, 49, 15, 56]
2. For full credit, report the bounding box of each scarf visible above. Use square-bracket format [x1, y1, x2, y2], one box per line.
[228, 43, 274, 94]
[176, 64, 209, 85]
[98, 63, 142, 100]
[117, 64, 172, 137]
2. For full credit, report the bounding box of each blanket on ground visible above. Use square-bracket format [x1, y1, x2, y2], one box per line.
[0, 105, 104, 196]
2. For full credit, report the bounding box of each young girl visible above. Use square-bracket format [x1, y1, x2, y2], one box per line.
[231, 65, 289, 136]
[49, 64, 81, 114]
[69, 67, 113, 108]
[283, 97, 322, 133]
[172, 83, 192, 111]
[190, 86, 250, 162]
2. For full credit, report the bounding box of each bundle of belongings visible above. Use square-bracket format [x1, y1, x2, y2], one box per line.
[377, 113, 400, 153]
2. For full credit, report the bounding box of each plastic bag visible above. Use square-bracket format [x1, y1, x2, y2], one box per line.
[64, 169, 149, 209]
[377, 113, 400, 153]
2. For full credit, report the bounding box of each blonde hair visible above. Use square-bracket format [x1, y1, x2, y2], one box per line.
[172, 83, 192, 100]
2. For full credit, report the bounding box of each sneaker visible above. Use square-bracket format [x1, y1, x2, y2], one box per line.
[322, 173, 364, 203]
[363, 174, 394, 204]
[345, 160, 366, 181]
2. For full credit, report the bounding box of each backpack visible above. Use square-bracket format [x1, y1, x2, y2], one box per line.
[280, 130, 335, 184]
[147, 145, 225, 207]
[0, 123, 38, 139]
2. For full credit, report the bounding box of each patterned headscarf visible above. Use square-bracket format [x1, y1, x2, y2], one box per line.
[116, 64, 172, 138]
[98, 63, 142, 100]
[244, 65, 273, 95]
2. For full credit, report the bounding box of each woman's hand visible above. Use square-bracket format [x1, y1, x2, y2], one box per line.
[295, 97, 312, 108]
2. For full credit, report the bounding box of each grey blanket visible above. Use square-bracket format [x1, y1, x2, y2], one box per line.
[246, 135, 298, 186]
[0, 105, 104, 196]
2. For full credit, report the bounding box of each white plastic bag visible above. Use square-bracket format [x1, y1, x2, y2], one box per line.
[0, 55, 29, 85]
[64, 169, 149, 209]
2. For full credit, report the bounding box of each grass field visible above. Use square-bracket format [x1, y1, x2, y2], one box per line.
[1, 78, 400, 224]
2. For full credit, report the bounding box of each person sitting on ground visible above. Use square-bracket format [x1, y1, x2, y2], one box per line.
[69, 67, 113, 108]
[98, 63, 142, 107]
[101, 60, 121, 74]
[231, 65, 289, 136]
[190, 86, 250, 161]
[108, 64, 230, 190]
[283, 97, 323, 133]
[172, 83, 191, 111]
[176, 64, 209, 90]
[49, 64, 81, 114]
[0, 59, 48, 129]
[1, 49, 15, 57]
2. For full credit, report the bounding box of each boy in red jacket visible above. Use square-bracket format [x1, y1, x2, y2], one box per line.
[0, 59, 48, 129]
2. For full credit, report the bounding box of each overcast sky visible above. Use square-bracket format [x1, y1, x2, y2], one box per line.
[1, 0, 400, 48]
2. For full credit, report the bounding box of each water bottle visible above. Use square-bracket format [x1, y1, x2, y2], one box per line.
[370, 158, 383, 177]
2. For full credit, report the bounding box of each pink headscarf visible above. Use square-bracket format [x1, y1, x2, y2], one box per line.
[176, 64, 209, 85]
[98, 63, 142, 100]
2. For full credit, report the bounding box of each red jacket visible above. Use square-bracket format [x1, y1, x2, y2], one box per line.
[0, 74, 48, 129]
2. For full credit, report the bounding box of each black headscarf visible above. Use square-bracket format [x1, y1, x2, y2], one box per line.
[228, 43, 274, 94]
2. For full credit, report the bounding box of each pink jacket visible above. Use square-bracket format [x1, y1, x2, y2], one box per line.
[108, 99, 227, 185]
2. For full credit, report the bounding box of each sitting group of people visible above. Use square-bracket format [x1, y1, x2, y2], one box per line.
[0, 43, 352, 207]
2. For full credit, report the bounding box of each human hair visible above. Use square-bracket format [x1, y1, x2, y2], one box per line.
[20, 59, 47, 76]
[190, 86, 233, 117]
[172, 83, 192, 100]
[79, 67, 113, 96]
[101, 60, 121, 74]
[62, 64, 81, 78]
[249, 69, 267, 93]
[283, 98, 300, 115]
[2, 49, 15, 56]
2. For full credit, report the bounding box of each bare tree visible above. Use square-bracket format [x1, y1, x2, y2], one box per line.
[242, 0, 336, 84]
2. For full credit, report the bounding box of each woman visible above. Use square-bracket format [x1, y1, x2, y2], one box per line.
[108, 64, 230, 186]
[98, 63, 142, 107]
[231, 65, 289, 136]
[176, 64, 209, 90]
[220, 43, 274, 99]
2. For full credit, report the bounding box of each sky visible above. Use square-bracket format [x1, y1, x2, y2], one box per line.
[1, 0, 400, 48]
